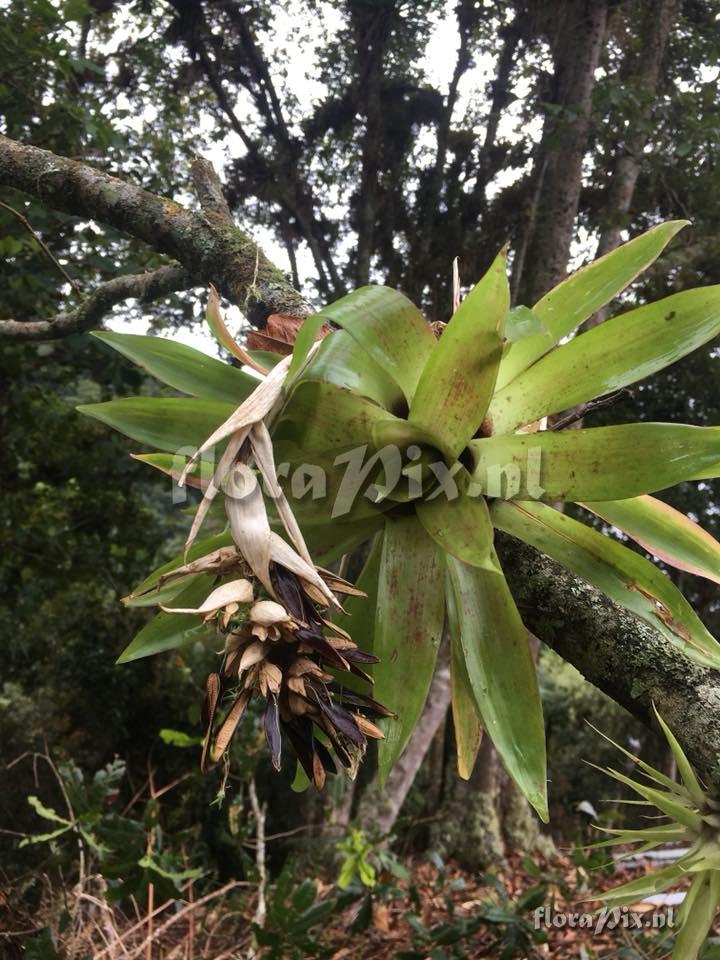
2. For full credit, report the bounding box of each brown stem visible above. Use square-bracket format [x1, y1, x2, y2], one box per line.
[0, 200, 83, 295]
[0, 264, 190, 341]
[357, 642, 452, 836]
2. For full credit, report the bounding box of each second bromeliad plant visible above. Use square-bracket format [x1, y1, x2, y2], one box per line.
[81, 218, 720, 827]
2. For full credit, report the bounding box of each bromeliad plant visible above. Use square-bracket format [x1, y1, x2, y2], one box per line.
[588, 709, 720, 960]
[81, 219, 720, 821]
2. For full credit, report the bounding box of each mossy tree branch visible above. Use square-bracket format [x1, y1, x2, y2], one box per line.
[0, 134, 309, 340]
[497, 532, 720, 787]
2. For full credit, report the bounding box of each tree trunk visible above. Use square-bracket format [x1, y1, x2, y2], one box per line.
[515, 0, 609, 305]
[431, 733, 506, 869]
[594, 0, 681, 260]
[356, 644, 451, 837]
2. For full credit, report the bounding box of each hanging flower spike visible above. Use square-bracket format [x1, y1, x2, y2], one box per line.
[164, 299, 391, 781]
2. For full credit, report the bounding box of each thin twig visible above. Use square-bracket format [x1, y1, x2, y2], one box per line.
[0, 200, 83, 294]
[127, 880, 248, 959]
[93, 882, 196, 959]
[9, 747, 86, 890]
[187, 878, 195, 960]
[549, 388, 634, 432]
[145, 762, 157, 960]
[248, 778, 267, 947]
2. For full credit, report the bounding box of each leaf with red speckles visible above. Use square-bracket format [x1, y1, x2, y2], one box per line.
[409, 249, 508, 458]
[373, 516, 445, 786]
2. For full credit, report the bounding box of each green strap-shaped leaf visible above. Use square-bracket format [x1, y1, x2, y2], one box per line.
[78, 397, 234, 453]
[92, 331, 256, 403]
[446, 586, 483, 780]
[124, 531, 235, 608]
[582, 495, 720, 585]
[370, 418, 447, 503]
[117, 577, 211, 663]
[416, 474, 495, 570]
[130, 451, 216, 491]
[445, 552, 548, 821]
[496, 220, 688, 389]
[469, 424, 720, 502]
[372, 415, 445, 458]
[600, 862, 692, 909]
[273, 444, 392, 526]
[410, 251, 509, 458]
[673, 871, 720, 959]
[273, 379, 397, 456]
[248, 350, 282, 369]
[302, 328, 405, 411]
[373, 517, 445, 786]
[491, 500, 720, 669]
[318, 285, 435, 403]
[653, 707, 707, 809]
[489, 284, 720, 434]
[287, 315, 327, 379]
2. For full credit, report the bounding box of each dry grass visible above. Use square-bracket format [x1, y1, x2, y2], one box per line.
[1, 850, 695, 960]
[0, 873, 253, 960]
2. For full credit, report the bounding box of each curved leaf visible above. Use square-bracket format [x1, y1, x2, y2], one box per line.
[491, 499, 720, 669]
[92, 331, 256, 403]
[673, 871, 720, 959]
[489, 284, 720, 434]
[653, 706, 706, 808]
[496, 220, 689, 389]
[445, 552, 548, 820]
[273, 379, 396, 455]
[332, 532, 383, 654]
[318, 285, 435, 402]
[117, 578, 211, 663]
[410, 250, 508, 457]
[78, 397, 234, 453]
[287, 314, 327, 379]
[469, 424, 720, 502]
[582, 495, 720, 584]
[446, 588, 483, 780]
[205, 284, 253, 364]
[130, 452, 213, 490]
[302, 327, 405, 412]
[599, 862, 694, 909]
[374, 517, 445, 785]
[273, 444, 392, 526]
[416, 475, 495, 570]
[125, 532, 234, 605]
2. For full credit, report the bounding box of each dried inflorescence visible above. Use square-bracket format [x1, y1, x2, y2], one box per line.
[154, 314, 393, 787]
[162, 548, 392, 786]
